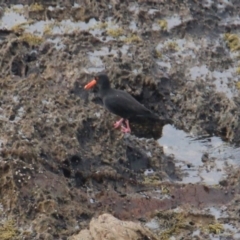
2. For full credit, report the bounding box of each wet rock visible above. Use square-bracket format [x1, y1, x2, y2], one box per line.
[11, 55, 26, 77]
[126, 145, 149, 171]
[202, 153, 209, 163]
[39, 42, 53, 54]
[0, 29, 12, 41]
[26, 67, 41, 77]
[71, 7, 95, 22]
[173, 82, 239, 141]
[0, 7, 3, 18]
[69, 213, 158, 240]
[27, 3, 45, 20]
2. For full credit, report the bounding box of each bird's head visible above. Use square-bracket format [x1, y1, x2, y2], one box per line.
[84, 74, 110, 90]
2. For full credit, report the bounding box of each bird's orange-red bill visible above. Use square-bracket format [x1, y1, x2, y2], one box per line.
[84, 79, 97, 89]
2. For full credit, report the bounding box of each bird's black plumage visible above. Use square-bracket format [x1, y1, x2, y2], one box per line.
[90, 74, 159, 122]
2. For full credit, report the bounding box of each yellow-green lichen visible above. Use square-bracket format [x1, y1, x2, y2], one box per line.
[156, 212, 186, 240]
[20, 33, 43, 45]
[11, 21, 34, 33]
[236, 81, 240, 89]
[236, 67, 240, 75]
[11, 24, 25, 34]
[142, 175, 161, 185]
[155, 50, 162, 58]
[124, 34, 142, 43]
[165, 41, 179, 51]
[91, 22, 108, 30]
[12, 6, 26, 14]
[161, 185, 170, 194]
[158, 20, 168, 31]
[155, 210, 226, 240]
[208, 223, 224, 234]
[107, 28, 123, 37]
[29, 3, 44, 12]
[0, 220, 18, 240]
[64, 24, 75, 34]
[224, 33, 240, 52]
[43, 24, 53, 35]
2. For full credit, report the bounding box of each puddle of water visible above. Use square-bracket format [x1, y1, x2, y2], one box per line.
[88, 54, 104, 67]
[156, 60, 171, 71]
[223, 223, 237, 232]
[233, 233, 240, 239]
[145, 218, 160, 230]
[12, 96, 19, 103]
[212, 69, 236, 98]
[166, 15, 182, 31]
[203, 0, 232, 10]
[25, 18, 100, 36]
[155, 37, 237, 98]
[148, 9, 159, 15]
[0, 6, 90, 33]
[207, 206, 227, 219]
[220, 17, 240, 27]
[203, 0, 233, 12]
[152, 23, 161, 31]
[0, 6, 119, 44]
[189, 65, 209, 79]
[128, 4, 139, 14]
[86, 45, 129, 74]
[129, 21, 138, 32]
[156, 38, 201, 57]
[188, 65, 237, 98]
[152, 15, 192, 32]
[158, 124, 240, 185]
[132, 68, 142, 75]
[26, 20, 51, 35]
[190, 207, 238, 238]
[217, 0, 233, 10]
[155, 38, 201, 71]
[0, 6, 27, 29]
[192, 229, 200, 237]
[85, 67, 106, 73]
[47, 37, 65, 50]
[144, 169, 154, 176]
[203, 0, 213, 8]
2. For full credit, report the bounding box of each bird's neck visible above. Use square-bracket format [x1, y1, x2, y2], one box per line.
[99, 82, 111, 98]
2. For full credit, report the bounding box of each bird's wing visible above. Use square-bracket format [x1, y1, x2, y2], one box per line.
[103, 91, 153, 119]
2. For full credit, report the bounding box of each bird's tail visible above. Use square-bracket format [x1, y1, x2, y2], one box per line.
[146, 111, 173, 125]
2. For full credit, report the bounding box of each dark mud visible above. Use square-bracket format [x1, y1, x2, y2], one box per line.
[0, 0, 240, 239]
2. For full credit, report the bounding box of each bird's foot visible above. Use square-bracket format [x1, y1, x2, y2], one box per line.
[121, 119, 131, 133]
[113, 118, 124, 129]
[121, 126, 131, 133]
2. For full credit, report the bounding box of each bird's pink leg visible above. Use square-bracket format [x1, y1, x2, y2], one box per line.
[121, 120, 131, 133]
[113, 118, 124, 129]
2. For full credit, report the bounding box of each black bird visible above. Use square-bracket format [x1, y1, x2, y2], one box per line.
[84, 74, 159, 133]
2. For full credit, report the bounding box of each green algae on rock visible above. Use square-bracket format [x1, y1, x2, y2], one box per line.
[20, 33, 43, 45]
[28, 3, 44, 12]
[158, 20, 168, 31]
[0, 220, 18, 240]
[107, 27, 124, 38]
[224, 33, 240, 52]
[124, 34, 142, 43]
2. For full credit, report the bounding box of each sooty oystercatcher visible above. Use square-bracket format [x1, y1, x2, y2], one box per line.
[84, 74, 160, 133]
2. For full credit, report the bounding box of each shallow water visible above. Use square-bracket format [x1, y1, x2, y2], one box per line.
[86, 45, 129, 74]
[158, 124, 240, 185]
[188, 65, 237, 98]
